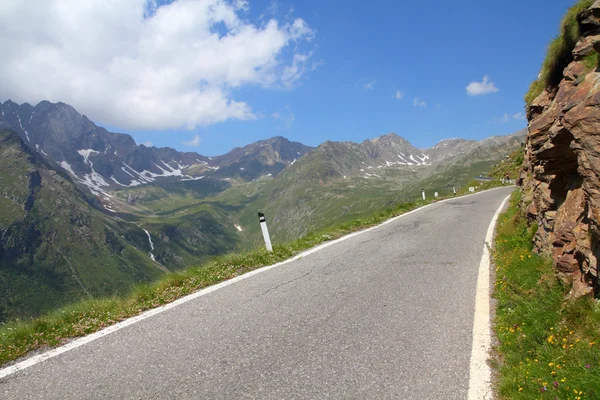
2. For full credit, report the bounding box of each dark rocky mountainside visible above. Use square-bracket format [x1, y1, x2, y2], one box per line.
[0, 129, 166, 322]
[211, 136, 312, 181]
[520, 0, 600, 298]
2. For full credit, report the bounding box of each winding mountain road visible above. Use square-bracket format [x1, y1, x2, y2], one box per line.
[1, 187, 514, 399]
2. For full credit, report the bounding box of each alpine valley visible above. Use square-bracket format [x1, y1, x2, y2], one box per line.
[0, 100, 524, 322]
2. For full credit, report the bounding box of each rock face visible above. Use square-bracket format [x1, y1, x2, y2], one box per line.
[520, 1, 600, 298]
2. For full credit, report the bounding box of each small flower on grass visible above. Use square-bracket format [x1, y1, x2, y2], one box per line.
[553, 381, 559, 388]
[585, 364, 591, 369]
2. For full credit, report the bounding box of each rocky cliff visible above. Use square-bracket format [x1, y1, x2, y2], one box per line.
[520, 0, 600, 298]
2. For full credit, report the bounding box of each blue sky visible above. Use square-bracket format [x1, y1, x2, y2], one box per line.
[0, 0, 577, 155]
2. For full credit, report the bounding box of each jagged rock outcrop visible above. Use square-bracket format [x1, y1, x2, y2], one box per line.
[520, 0, 600, 298]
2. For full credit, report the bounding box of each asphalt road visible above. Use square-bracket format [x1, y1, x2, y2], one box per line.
[1, 187, 514, 399]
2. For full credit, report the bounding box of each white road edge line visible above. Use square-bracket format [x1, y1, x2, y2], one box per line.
[0, 186, 513, 380]
[467, 193, 511, 400]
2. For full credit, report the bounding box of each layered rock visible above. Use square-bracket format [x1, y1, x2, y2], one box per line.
[520, 1, 600, 298]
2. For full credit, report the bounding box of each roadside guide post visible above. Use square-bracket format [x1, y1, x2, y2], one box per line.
[257, 212, 273, 252]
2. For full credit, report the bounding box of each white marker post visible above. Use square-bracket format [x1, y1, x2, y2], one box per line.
[257, 212, 273, 252]
[453, 187, 456, 196]
[422, 189, 426, 201]
[434, 192, 439, 198]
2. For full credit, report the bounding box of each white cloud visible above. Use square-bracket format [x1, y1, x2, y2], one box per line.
[362, 79, 376, 90]
[394, 90, 404, 100]
[0, 0, 315, 130]
[412, 97, 426, 107]
[281, 51, 314, 89]
[311, 59, 325, 71]
[141, 141, 154, 147]
[490, 111, 526, 123]
[182, 134, 201, 147]
[273, 105, 294, 128]
[466, 75, 499, 96]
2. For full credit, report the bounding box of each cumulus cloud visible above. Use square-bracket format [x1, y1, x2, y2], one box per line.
[490, 112, 526, 123]
[394, 90, 404, 100]
[182, 134, 201, 147]
[466, 75, 499, 96]
[0, 0, 315, 130]
[412, 97, 426, 107]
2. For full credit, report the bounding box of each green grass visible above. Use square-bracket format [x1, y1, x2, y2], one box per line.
[0, 182, 503, 367]
[492, 190, 600, 399]
[490, 148, 525, 181]
[524, 0, 594, 107]
[582, 52, 600, 72]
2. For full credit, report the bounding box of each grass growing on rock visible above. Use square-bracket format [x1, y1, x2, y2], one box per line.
[492, 190, 600, 399]
[490, 148, 525, 181]
[524, 0, 594, 107]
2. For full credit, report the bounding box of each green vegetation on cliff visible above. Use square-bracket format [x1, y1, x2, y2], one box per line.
[490, 147, 525, 180]
[492, 192, 600, 399]
[525, 0, 594, 106]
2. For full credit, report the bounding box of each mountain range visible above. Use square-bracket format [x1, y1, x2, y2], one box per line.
[0, 99, 525, 322]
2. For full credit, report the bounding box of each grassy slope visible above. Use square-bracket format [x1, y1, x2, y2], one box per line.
[492, 191, 600, 399]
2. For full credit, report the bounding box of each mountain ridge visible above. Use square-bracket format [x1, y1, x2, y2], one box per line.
[0, 100, 313, 202]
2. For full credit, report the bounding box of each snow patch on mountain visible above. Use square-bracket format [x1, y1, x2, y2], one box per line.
[17, 115, 30, 142]
[59, 161, 78, 177]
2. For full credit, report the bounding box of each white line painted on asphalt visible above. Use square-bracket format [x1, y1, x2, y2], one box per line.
[0, 186, 514, 380]
[467, 194, 511, 400]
